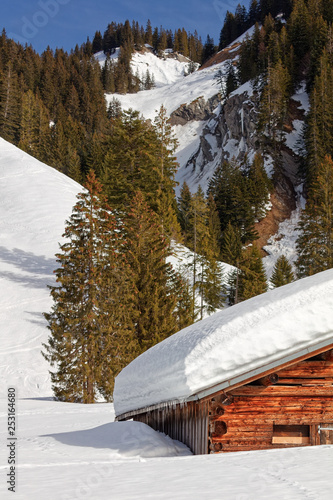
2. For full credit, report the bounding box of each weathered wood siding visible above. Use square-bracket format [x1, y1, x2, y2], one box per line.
[133, 400, 209, 455]
[209, 355, 333, 453]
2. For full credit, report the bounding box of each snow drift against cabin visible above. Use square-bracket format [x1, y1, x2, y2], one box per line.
[114, 269, 333, 416]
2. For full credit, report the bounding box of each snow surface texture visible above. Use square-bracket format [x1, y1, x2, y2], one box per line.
[1, 399, 332, 500]
[114, 270, 333, 415]
[0, 138, 332, 499]
[96, 48, 193, 88]
[0, 138, 81, 398]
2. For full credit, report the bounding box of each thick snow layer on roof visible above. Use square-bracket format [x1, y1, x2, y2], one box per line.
[114, 270, 333, 416]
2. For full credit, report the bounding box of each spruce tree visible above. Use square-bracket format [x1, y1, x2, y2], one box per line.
[228, 246, 267, 304]
[221, 221, 242, 266]
[186, 187, 225, 319]
[0, 62, 21, 142]
[296, 155, 333, 277]
[270, 255, 294, 287]
[42, 171, 137, 403]
[153, 105, 181, 239]
[177, 181, 193, 245]
[123, 191, 182, 350]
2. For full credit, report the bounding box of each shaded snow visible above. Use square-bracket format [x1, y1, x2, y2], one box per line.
[0, 138, 81, 398]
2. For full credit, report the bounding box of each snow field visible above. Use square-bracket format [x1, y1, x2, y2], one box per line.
[0, 398, 332, 499]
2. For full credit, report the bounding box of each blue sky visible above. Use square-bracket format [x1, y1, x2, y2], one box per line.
[2, 0, 250, 53]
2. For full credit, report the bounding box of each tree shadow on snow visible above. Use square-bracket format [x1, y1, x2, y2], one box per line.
[0, 246, 56, 289]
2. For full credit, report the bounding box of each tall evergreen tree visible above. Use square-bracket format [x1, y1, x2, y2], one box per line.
[270, 255, 294, 287]
[296, 155, 333, 277]
[42, 171, 137, 403]
[228, 245, 267, 305]
[177, 181, 193, 245]
[153, 104, 181, 239]
[0, 62, 21, 142]
[124, 192, 185, 350]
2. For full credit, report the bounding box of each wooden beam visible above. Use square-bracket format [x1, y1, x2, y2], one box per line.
[221, 413, 333, 424]
[229, 385, 333, 397]
[277, 361, 333, 378]
[277, 378, 333, 386]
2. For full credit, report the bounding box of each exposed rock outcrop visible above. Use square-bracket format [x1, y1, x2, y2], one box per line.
[185, 88, 259, 176]
[169, 95, 221, 126]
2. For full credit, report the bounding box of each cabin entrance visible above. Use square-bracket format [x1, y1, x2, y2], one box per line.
[318, 424, 333, 444]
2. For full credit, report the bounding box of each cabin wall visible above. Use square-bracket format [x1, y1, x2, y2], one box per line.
[133, 400, 209, 455]
[208, 356, 333, 453]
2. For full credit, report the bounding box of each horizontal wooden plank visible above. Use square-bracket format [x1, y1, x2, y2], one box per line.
[223, 397, 333, 410]
[277, 361, 333, 378]
[229, 385, 333, 397]
[212, 432, 273, 442]
[219, 442, 310, 452]
[277, 378, 333, 386]
[220, 414, 333, 426]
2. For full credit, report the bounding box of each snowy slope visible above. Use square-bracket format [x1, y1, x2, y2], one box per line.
[103, 27, 257, 196]
[0, 138, 81, 397]
[96, 48, 194, 88]
[114, 269, 333, 416]
[0, 138, 332, 500]
[105, 59, 222, 121]
[1, 398, 332, 500]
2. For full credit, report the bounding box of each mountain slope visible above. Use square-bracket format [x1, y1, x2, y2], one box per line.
[0, 138, 81, 397]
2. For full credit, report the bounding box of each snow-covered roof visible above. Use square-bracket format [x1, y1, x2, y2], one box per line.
[114, 270, 333, 416]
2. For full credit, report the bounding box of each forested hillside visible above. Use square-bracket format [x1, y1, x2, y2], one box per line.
[1, 0, 333, 402]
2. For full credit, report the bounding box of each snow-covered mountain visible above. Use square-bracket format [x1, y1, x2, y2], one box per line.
[95, 46, 196, 88]
[0, 138, 332, 499]
[104, 29, 309, 276]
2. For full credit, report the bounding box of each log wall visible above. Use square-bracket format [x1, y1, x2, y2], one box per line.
[208, 354, 333, 453]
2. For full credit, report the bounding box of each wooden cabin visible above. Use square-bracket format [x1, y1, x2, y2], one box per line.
[114, 270, 333, 455]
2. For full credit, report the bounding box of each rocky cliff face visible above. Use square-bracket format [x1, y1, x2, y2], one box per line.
[169, 95, 221, 126]
[173, 84, 301, 253]
[178, 87, 259, 177]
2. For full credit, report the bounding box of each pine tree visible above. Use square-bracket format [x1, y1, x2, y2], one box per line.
[178, 181, 193, 245]
[296, 155, 333, 277]
[208, 160, 258, 246]
[270, 255, 294, 287]
[228, 245, 267, 304]
[0, 62, 21, 142]
[42, 171, 137, 403]
[185, 187, 225, 319]
[153, 104, 181, 239]
[306, 50, 333, 188]
[102, 109, 160, 209]
[145, 19, 153, 46]
[123, 192, 181, 350]
[247, 153, 272, 220]
[221, 221, 242, 266]
[258, 59, 291, 145]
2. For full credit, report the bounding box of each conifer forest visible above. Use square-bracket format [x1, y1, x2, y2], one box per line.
[1, 0, 333, 402]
